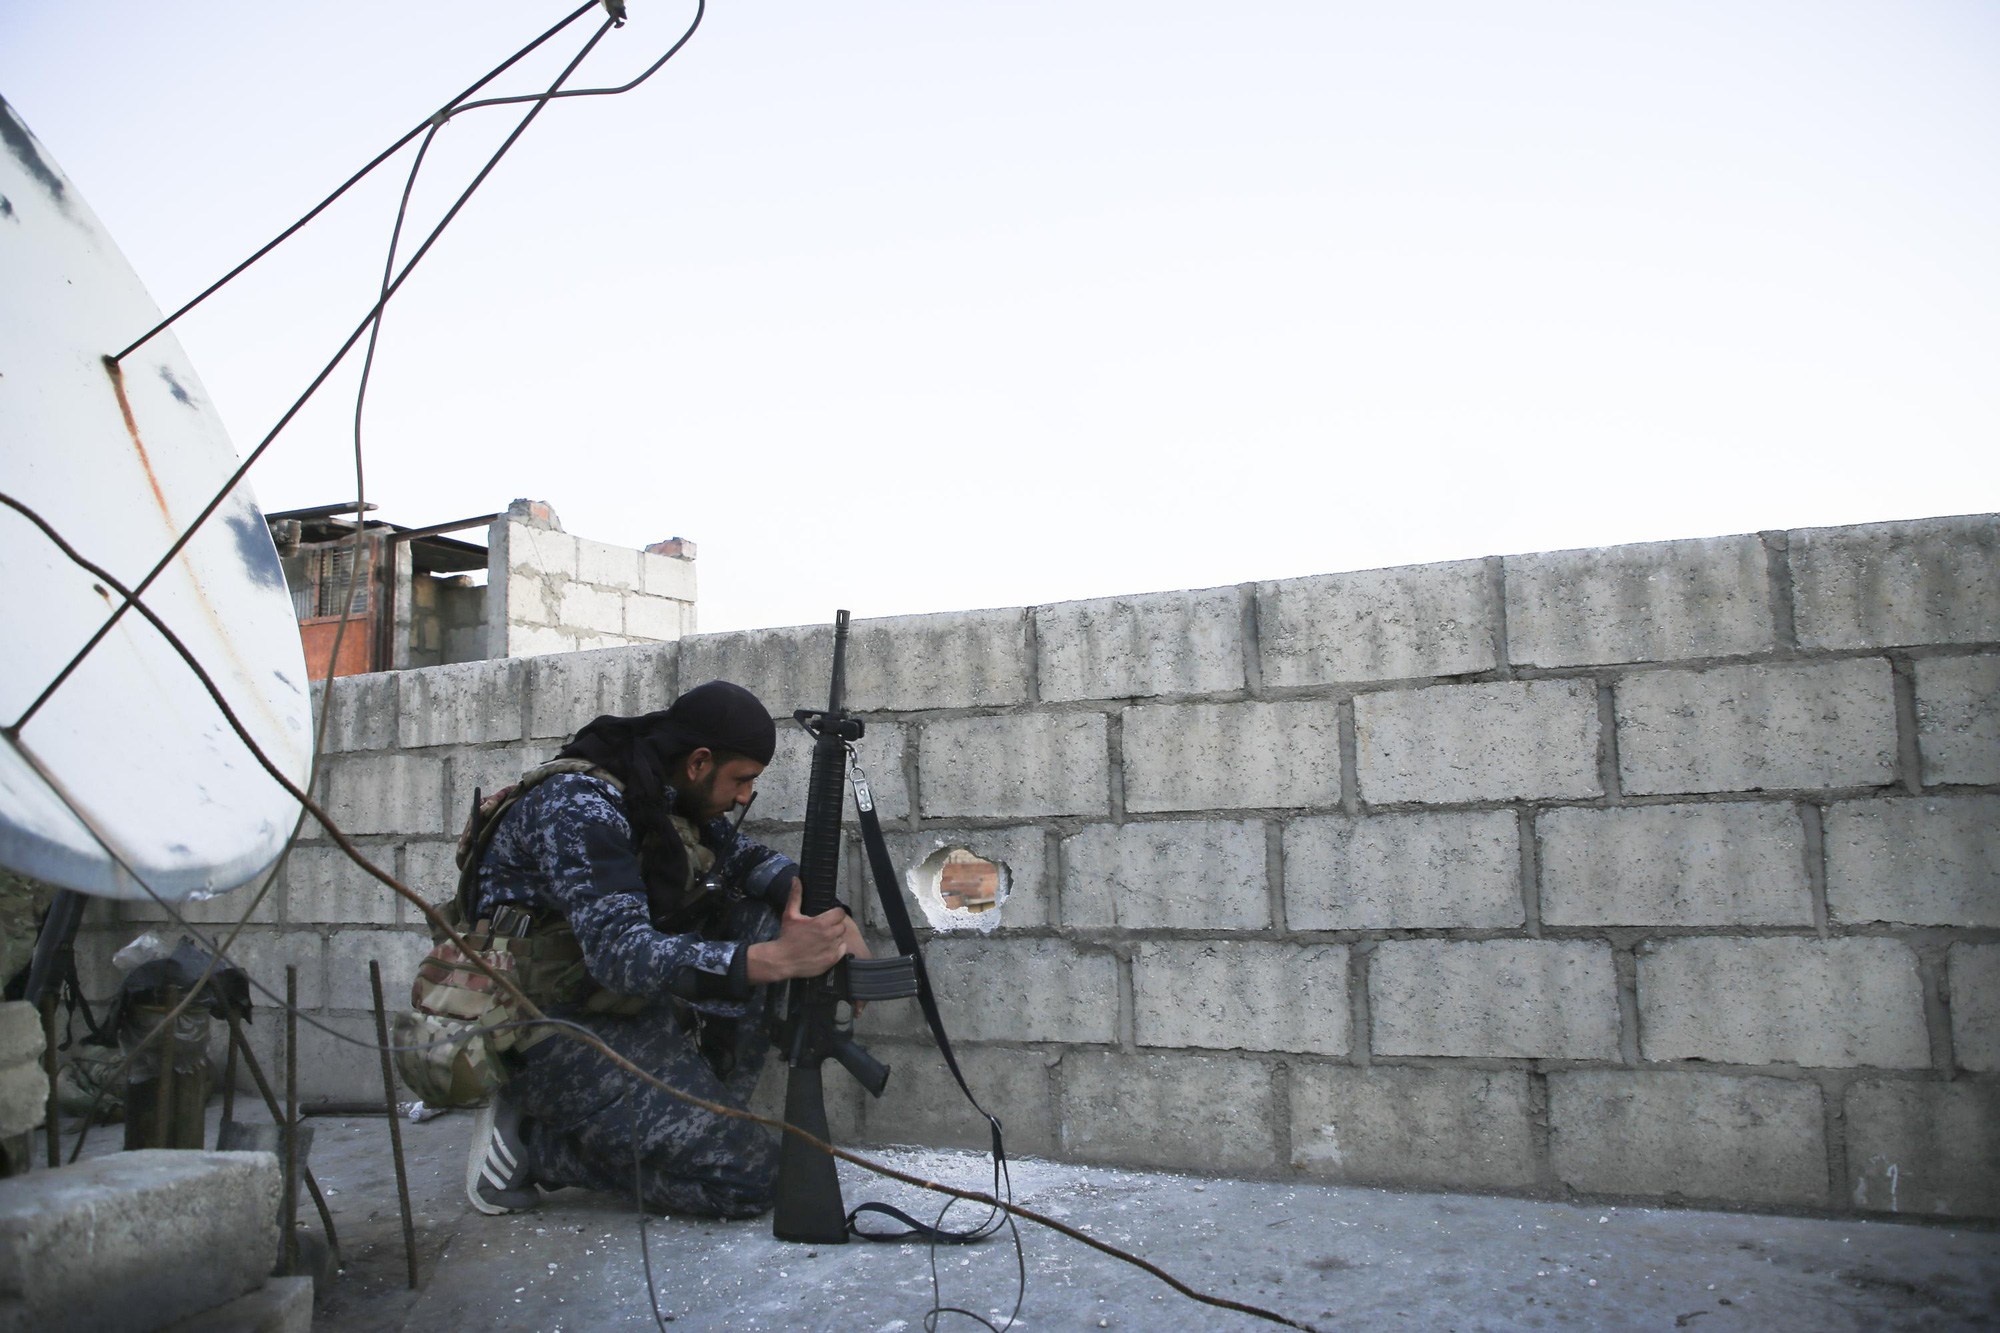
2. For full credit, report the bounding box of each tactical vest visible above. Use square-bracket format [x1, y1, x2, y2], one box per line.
[397, 760, 715, 1103]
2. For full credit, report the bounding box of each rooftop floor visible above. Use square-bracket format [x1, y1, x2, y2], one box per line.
[56, 1104, 2000, 1332]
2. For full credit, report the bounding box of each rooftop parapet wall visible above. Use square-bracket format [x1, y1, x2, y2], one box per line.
[76, 513, 2000, 1219]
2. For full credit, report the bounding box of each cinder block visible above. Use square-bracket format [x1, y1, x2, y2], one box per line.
[501, 571, 554, 628]
[1061, 820, 1268, 930]
[1283, 810, 1521, 930]
[1826, 796, 2000, 926]
[400, 840, 462, 921]
[1122, 700, 1341, 813]
[443, 624, 485, 663]
[574, 536, 640, 591]
[1916, 655, 2000, 785]
[1949, 944, 2000, 1073]
[504, 624, 575, 658]
[1505, 534, 1775, 668]
[1791, 515, 2000, 650]
[499, 518, 577, 578]
[445, 743, 555, 832]
[1256, 559, 1494, 687]
[1133, 941, 1348, 1054]
[1370, 940, 1619, 1059]
[678, 623, 832, 718]
[859, 938, 1116, 1045]
[1356, 680, 1600, 805]
[849, 610, 1033, 711]
[317, 670, 397, 752]
[1539, 803, 1811, 926]
[1638, 937, 1929, 1068]
[1550, 1071, 1827, 1207]
[315, 753, 444, 837]
[640, 550, 696, 602]
[858, 1041, 1056, 1156]
[919, 713, 1108, 819]
[1616, 659, 1897, 795]
[756, 721, 908, 822]
[0, 1150, 280, 1333]
[325, 928, 434, 1011]
[160, 1274, 313, 1333]
[881, 824, 1051, 932]
[0, 1004, 42, 1069]
[0, 1063, 45, 1139]
[622, 592, 687, 642]
[1059, 1051, 1275, 1172]
[1289, 1066, 1535, 1190]
[284, 845, 396, 924]
[1845, 1080, 2000, 1216]
[219, 931, 327, 1012]
[1034, 587, 1244, 702]
[526, 642, 677, 740]
[557, 582, 625, 637]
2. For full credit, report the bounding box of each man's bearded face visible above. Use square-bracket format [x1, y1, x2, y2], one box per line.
[677, 751, 765, 820]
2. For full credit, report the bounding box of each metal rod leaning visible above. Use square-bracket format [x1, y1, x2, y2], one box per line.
[368, 960, 420, 1290]
[222, 1003, 339, 1263]
[283, 966, 300, 1276]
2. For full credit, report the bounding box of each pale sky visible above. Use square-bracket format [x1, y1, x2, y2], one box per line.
[5, 1, 1996, 633]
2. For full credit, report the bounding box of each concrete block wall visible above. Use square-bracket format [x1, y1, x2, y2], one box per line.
[486, 503, 696, 658]
[67, 514, 2000, 1222]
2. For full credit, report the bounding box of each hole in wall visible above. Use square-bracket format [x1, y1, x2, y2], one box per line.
[908, 847, 1008, 932]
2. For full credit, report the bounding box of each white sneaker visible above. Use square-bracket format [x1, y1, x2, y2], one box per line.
[465, 1096, 537, 1215]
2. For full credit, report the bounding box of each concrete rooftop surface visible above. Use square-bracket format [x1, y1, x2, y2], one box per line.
[61, 1106, 2000, 1332]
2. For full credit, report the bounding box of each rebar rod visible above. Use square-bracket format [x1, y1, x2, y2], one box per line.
[369, 960, 420, 1289]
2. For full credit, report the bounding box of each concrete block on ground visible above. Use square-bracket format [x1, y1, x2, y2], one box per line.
[1538, 803, 1812, 927]
[1058, 1051, 1275, 1172]
[1950, 944, 2000, 1074]
[1549, 1071, 1827, 1207]
[1356, 680, 1600, 805]
[1289, 1066, 1535, 1190]
[1638, 937, 1929, 1068]
[858, 1041, 1057, 1156]
[316, 753, 445, 837]
[1283, 810, 1521, 930]
[1616, 659, 1897, 795]
[574, 536, 640, 591]
[220, 931, 327, 1011]
[1371, 940, 1619, 1059]
[397, 658, 526, 748]
[1915, 654, 2000, 786]
[0, 1149, 280, 1333]
[557, 583, 626, 638]
[1790, 515, 2000, 650]
[284, 844, 396, 924]
[1845, 1080, 2000, 1217]
[1034, 587, 1244, 702]
[527, 643, 677, 740]
[1133, 941, 1348, 1054]
[1122, 700, 1341, 813]
[919, 713, 1108, 819]
[160, 1274, 313, 1333]
[757, 721, 907, 822]
[882, 824, 1051, 932]
[640, 550, 696, 603]
[0, 1005, 41, 1071]
[318, 670, 397, 752]
[1826, 796, 2000, 926]
[0, 1064, 45, 1140]
[859, 939, 1117, 1045]
[1060, 820, 1268, 930]
[1505, 534, 1774, 668]
[1256, 559, 1494, 686]
[325, 928, 434, 1011]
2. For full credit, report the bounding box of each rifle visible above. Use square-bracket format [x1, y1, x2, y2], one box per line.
[771, 610, 921, 1243]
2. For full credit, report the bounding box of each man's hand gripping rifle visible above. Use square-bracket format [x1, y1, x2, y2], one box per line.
[772, 610, 922, 1244]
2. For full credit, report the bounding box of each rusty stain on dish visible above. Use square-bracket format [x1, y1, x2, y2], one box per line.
[102, 353, 173, 520]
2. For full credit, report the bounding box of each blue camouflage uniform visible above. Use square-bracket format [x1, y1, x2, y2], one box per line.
[474, 771, 797, 1218]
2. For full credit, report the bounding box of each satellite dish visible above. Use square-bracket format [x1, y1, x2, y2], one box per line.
[0, 97, 314, 903]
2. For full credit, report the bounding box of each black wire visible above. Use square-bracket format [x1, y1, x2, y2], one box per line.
[110, 1, 602, 364]
[450, 0, 705, 116]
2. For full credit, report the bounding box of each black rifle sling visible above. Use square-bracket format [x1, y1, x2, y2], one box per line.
[844, 770, 1008, 1245]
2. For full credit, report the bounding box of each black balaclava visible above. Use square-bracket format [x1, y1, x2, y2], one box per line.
[555, 680, 776, 924]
